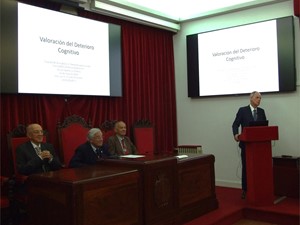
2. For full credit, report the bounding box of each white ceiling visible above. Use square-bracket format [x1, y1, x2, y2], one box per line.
[86, 0, 285, 31]
[98, 0, 283, 21]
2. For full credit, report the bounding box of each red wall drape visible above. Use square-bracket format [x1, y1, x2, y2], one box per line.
[0, 1, 177, 176]
[295, 0, 300, 17]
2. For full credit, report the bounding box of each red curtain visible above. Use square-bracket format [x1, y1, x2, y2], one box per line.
[0, 1, 177, 176]
[295, 0, 300, 17]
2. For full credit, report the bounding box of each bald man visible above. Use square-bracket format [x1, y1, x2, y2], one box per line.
[16, 123, 62, 175]
[108, 121, 137, 156]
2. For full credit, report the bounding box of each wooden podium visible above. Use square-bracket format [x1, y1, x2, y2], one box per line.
[239, 126, 279, 206]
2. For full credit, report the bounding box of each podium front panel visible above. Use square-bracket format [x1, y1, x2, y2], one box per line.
[239, 126, 279, 142]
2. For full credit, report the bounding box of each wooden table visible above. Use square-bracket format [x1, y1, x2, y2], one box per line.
[27, 154, 218, 225]
[27, 165, 142, 225]
[99, 153, 218, 224]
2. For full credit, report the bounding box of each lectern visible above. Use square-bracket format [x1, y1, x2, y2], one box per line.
[239, 126, 279, 206]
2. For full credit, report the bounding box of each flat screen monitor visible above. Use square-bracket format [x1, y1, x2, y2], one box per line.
[186, 16, 296, 98]
[1, 2, 122, 97]
[248, 120, 269, 127]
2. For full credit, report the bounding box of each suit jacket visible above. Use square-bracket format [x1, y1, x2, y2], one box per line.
[16, 141, 62, 175]
[108, 135, 137, 156]
[69, 141, 110, 168]
[232, 105, 267, 148]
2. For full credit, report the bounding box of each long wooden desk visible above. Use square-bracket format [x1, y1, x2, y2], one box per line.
[27, 165, 142, 225]
[99, 154, 218, 225]
[27, 154, 218, 225]
[177, 154, 218, 223]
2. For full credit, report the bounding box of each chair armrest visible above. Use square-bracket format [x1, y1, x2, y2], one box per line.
[14, 174, 28, 184]
[0, 176, 9, 184]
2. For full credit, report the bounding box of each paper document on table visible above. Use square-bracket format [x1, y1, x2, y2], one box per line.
[120, 155, 145, 158]
[176, 155, 188, 159]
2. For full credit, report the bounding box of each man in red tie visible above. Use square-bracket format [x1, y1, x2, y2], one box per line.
[108, 121, 137, 156]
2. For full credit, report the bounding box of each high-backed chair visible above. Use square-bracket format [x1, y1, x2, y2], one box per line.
[0, 176, 10, 207]
[7, 124, 48, 180]
[132, 119, 155, 155]
[7, 124, 48, 222]
[57, 115, 92, 167]
[100, 120, 117, 144]
[1, 175, 10, 224]
[7, 125, 30, 191]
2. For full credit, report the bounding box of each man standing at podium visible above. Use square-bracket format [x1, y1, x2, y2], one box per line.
[232, 91, 267, 199]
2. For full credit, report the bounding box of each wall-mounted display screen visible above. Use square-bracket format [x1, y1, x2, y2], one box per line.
[186, 16, 296, 97]
[1, 2, 122, 96]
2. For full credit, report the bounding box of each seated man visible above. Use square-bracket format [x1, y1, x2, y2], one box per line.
[69, 128, 110, 168]
[108, 121, 137, 156]
[16, 123, 62, 175]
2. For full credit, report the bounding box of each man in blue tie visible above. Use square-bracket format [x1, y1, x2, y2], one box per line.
[69, 128, 110, 168]
[232, 91, 267, 199]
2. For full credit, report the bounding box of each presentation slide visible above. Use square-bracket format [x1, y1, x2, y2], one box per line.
[197, 20, 279, 96]
[18, 3, 110, 96]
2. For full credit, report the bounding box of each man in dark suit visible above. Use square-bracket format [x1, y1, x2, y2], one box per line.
[69, 128, 110, 168]
[232, 91, 267, 199]
[108, 121, 137, 156]
[16, 123, 62, 175]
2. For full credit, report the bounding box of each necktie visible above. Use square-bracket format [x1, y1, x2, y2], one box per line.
[35, 146, 41, 155]
[253, 109, 257, 121]
[121, 139, 128, 154]
[96, 148, 102, 158]
[36, 146, 49, 172]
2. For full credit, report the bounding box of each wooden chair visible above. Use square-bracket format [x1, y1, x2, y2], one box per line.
[7, 124, 48, 180]
[7, 124, 48, 223]
[0, 176, 10, 208]
[1, 175, 11, 225]
[7, 124, 30, 191]
[132, 119, 155, 155]
[57, 115, 92, 167]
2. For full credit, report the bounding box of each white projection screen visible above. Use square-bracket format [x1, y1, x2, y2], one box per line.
[1, 2, 122, 96]
[186, 16, 296, 98]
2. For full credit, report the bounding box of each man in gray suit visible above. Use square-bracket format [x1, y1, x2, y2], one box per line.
[108, 121, 137, 156]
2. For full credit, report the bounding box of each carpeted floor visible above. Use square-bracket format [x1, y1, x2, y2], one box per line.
[184, 186, 299, 225]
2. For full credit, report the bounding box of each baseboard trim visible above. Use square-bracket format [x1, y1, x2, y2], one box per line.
[216, 180, 241, 189]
